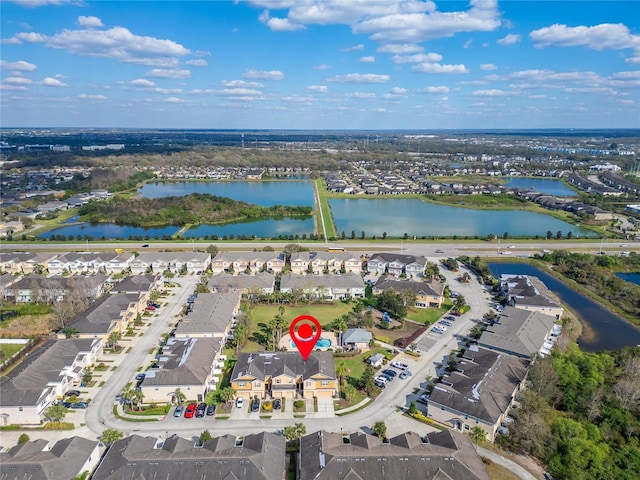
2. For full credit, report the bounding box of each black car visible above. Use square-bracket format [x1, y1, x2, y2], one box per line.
[64, 389, 81, 397]
[379, 373, 393, 382]
[135, 373, 146, 382]
[195, 403, 206, 418]
[273, 398, 281, 410]
[381, 369, 397, 377]
[206, 404, 216, 416]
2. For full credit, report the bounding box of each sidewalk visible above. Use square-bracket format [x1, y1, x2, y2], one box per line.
[334, 397, 371, 415]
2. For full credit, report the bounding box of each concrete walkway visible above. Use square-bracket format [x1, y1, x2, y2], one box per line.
[478, 446, 539, 480]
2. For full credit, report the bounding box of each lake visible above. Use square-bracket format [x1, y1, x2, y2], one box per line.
[489, 263, 640, 352]
[139, 181, 314, 207]
[182, 217, 315, 239]
[616, 272, 640, 286]
[330, 198, 593, 238]
[40, 223, 180, 240]
[505, 177, 577, 196]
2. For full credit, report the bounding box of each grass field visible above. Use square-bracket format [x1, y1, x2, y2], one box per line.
[0, 343, 26, 361]
[482, 458, 523, 480]
[336, 346, 390, 383]
[405, 302, 452, 325]
[245, 302, 354, 351]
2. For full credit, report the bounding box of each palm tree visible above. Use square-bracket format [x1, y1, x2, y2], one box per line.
[469, 426, 486, 450]
[174, 387, 186, 405]
[335, 362, 348, 386]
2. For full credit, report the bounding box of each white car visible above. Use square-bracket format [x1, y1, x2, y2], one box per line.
[500, 250, 512, 255]
[235, 397, 244, 409]
[432, 325, 446, 333]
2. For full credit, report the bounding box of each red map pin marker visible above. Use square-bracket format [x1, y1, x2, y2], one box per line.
[290, 315, 322, 361]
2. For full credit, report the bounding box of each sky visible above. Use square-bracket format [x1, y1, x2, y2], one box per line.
[1, 0, 639, 130]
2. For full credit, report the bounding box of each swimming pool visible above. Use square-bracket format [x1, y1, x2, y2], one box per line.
[290, 338, 332, 349]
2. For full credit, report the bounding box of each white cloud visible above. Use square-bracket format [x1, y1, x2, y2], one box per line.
[78, 93, 107, 99]
[23, 26, 191, 67]
[145, 69, 191, 79]
[0, 60, 37, 71]
[78, 16, 104, 28]
[243, 69, 285, 80]
[263, 15, 306, 31]
[3, 31, 47, 44]
[383, 86, 408, 99]
[221, 80, 265, 88]
[391, 52, 442, 64]
[345, 92, 376, 99]
[153, 88, 183, 95]
[218, 88, 263, 96]
[326, 73, 389, 83]
[281, 94, 313, 103]
[0, 84, 27, 91]
[4, 76, 33, 84]
[412, 63, 469, 74]
[473, 89, 506, 96]
[377, 43, 423, 54]
[9, 0, 77, 7]
[497, 33, 520, 46]
[185, 59, 208, 67]
[165, 97, 185, 103]
[130, 78, 156, 87]
[480, 63, 497, 70]
[530, 23, 640, 51]
[41, 77, 68, 87]
[418, 85, 449, 93]
[342, 43, 364, 51]
[307, 85, 328, 93]
[314, 64, 331, 70]
[358, 56, 375, 63]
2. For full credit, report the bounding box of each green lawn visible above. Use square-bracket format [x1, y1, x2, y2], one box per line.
[0, 343, 25, 360]
[405, 302, 452, 325]
[335, 347, 389, 385]
[245, 302, 354, 351]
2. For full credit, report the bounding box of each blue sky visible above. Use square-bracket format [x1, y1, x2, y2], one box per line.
[1, 0, 639, 129]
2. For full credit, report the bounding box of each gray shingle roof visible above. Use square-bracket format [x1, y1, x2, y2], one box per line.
[280, 273, 364, 290]
[299, 429, 489, 480]
[478, 307, 556, 358]
[0, 436, 98, 480]
[373, 277, 444, 297]
[427, 348, 529, 425]
[208, 271, 276, 292]
[342, 328, 373, 345]
[232, 352, 335, 382]
[110, 274, 161, 294]
[70, 292, 140, 334]
[92, 433, 285, 480]
[176, 292, 240, 336]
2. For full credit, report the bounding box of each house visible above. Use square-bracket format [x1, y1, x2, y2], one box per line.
[299, 429, 489, 480]
[207, 271, 276, 295]
[366, 253, 427, 277]
[0, 252, 56, 275]
[290, 251, 363, 275]
[427, 347, 529, 442]
[279, 273, 365, 300]
[499, 274, 564, 319]
[373, 277, 445, 308]
[129, 252, 211, 275]
[366, 353, 385, 368]
[478, 306, 557, 359]
[4, 274, 108, 303]
[140, 337, 225, 404]
[46, 252, 130, 275]
[69, 292, 145, 340]
[109, 273, 163, 299]
[175, 292, 241, 339]
[210, 252, 286, 274]
[0, 220, 25, 238]
[0, 436, 100, 480]
[0, 338, 102, 425]
[92, 433, 285, 480]
[231, 351, 337, 400]
[341, 328, 373, 351]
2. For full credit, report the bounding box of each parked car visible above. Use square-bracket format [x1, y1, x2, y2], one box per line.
[70, 402, 88, 409]
[440, 320, 452, 327]
[64, 390, 81, 398]
[251, 398, 260, 412]
[378, 373, 393, 382]
[145, 306, 156, 311]
[195, 403, 206, 418]
[399, 370, 412, 379]
[273, 398, 281, 410]
[61, 401, 72, 408]
[435, 249, 444, 253]
[235, 397, 244, 409]
[184, 403, 197, 418]
[374, 377, 387, 388]
[391, 361, 408, 370]
[381, 369, 397, 377]
[173, 405, 183, 417]
[419, 394, 429, 402]
[135, 373, 146, 382]
[206, 404, 216, 416]
[142, 244, 150, 248]
[445, 315, 456, 321]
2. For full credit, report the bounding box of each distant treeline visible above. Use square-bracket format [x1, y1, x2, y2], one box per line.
[78, 193, 312, 227]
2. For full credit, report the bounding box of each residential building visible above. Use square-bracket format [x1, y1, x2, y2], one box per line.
[478, 306, 557, 359]
[47, 252, 134, 275]
[289, 251, 363, 275]
[210, 252, 286, 274]
[427, 347, 529, 442]
[0, 338, 102, 425]
[69, 292, 145, 340]
[92, 433, 285, 480]
[139, 337, 225, 404]
[0, 252, 56, 275]
[366, 253, 427, 277]
[207, 271, 276, 295]
[109, 274, 163, 299]
[499, 274, 564, 319]
[366, 353, 385, 368]
[4, 274, 108, 303]
[129, 252, 211, 275]
[341, 328, 373, 351]
[175, 292, 241, 339]
[299, 429, 489, 480]
[373, 277, 445, 308]
[279, 273, 365, 300]
[0, 436, 100, 480]
[231, 351, 337, 400]
[0, 220, 25, 238]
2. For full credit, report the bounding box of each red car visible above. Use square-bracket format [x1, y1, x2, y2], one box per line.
[184, 403, 197, 418]
[145, 306, 156, 311]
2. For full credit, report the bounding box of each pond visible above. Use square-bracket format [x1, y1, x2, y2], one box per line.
[39, 223, 180, 240]
[616, 272, 640, 286]
[488, 263, 640, 352]
[181, 216, 315, 239]
[138, 181, 314, 207]
[330, 198, 593, 238]
[505, 177, 577, 196]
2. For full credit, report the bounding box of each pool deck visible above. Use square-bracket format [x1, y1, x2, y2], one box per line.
[279, 333, 337, 352]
